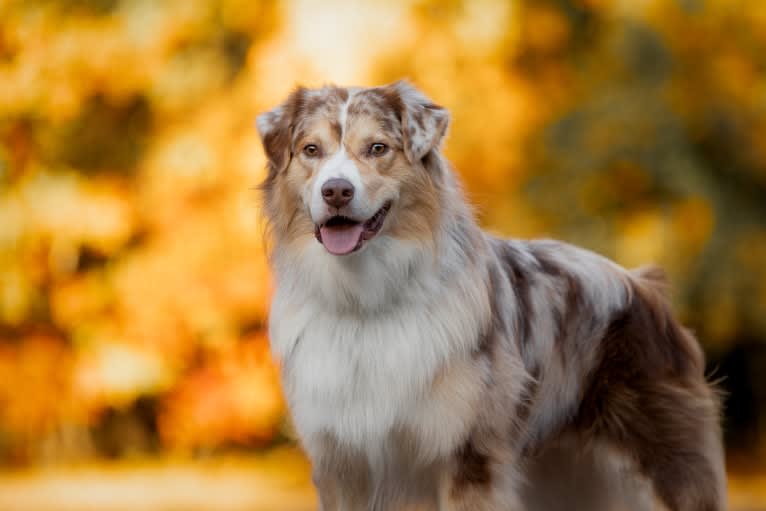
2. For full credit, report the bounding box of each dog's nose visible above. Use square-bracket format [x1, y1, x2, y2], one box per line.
[321, 178, 355, 208]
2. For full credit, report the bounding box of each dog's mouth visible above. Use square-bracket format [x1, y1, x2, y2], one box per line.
[315, 201, 392, 256]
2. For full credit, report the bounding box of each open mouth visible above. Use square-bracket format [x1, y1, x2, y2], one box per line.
[314, 201, 392, 255]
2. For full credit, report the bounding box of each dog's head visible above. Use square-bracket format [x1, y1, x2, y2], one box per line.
[257, 81, 449, 257]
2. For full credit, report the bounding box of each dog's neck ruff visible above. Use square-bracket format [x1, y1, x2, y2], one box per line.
[268, 182, 491, 453]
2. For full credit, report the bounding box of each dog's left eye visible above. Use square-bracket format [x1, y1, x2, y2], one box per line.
[303, 144, 320, 157]
[368, 143, 388, 157]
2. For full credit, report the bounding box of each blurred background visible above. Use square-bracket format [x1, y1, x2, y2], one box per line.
[0, 0, 765, 509]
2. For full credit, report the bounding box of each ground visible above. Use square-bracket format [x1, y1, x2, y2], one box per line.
[0, 448, 763, 511]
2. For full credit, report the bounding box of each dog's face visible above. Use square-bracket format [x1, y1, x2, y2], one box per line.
[257, 82, 449, 256]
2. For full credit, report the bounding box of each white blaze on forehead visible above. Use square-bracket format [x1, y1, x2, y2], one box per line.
[308, 93, 366, 221]
[336, 86, 362, 143]
[309, 149, 366, 221]
[337, 94, 349, 141]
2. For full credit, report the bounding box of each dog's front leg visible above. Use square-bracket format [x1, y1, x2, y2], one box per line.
[314, 469, 375, 511]
[313, 477, 331, 511]
[313, 471, 342, 511]
[312, 462, 372, 511]
[306, 432, 373, 510]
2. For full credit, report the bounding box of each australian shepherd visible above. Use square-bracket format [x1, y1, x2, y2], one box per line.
[256, 81, 726, 510]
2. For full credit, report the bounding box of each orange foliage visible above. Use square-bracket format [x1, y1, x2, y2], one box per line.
[158, 334, 284, 452]
[0, 0, 764, 467]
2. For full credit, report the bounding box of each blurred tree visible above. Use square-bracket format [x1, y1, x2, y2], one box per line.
[512, 0, 766, 353]
[0, 0, 283, 464]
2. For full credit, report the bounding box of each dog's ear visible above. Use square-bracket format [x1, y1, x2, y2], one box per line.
[388, 81, 449, 163]
[256, 88, 305, 175]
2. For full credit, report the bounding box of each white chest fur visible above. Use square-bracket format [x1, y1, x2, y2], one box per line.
[269, 242, 491, 459]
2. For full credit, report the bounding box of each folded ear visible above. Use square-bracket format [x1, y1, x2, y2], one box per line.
[256, 88, 305, 175]
[388, 81, 450, 163]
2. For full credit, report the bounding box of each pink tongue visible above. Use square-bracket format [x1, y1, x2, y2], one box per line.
[319, 224, 364, 255]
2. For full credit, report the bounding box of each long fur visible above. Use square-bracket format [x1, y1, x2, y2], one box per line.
[257, 82, 726, 510]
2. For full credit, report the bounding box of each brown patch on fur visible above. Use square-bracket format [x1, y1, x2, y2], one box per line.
[387, 181, 440, 243]
[513, 367, 540, 446]
[302, 86, 347, 118]
[573, 273, 722, 511]
[451, 439, 491, 497]
[378, 86, 405, 122]
[357, 88, 394, 112]
[293, 118, 341, 155]
[288, 87, 348, 154]
[380, 82, 448, 164]
[312, 432, 372, 509]
[532, 248, 589, 365]
[258, 88, 311, 244]
[334, 87, 349, 102]
[266, 169, 316, 243]
[475, 263, 505, 357]
[259, 88, 305, 178]
[493, 242, 533, 354]
[348, 89, 403, 143]
[345, 103, 369, 118]
[378, 115, 398, 135]
[348, 90, 392, 122]
[411, 109, 426, 130]
[301, 94, 325, 117]
[330, 119, 342, 139]
[381, 151, 441, 244]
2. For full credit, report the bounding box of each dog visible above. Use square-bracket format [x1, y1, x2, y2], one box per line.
[256, 81, 726, 510]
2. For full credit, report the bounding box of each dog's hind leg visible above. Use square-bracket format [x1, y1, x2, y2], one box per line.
[520, 434, 658, 511]
[576, 377, 726, 511]
[570, 271, 727, 510]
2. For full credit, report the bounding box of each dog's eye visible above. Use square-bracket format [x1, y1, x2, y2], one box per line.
[368, 143, 388, 157]
[303, 144, 320, 157]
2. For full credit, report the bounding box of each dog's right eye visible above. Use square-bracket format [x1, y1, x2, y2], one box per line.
[303, 144, 320, 158]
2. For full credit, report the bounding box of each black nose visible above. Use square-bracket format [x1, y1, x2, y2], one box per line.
[321, 178, 355, 208]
